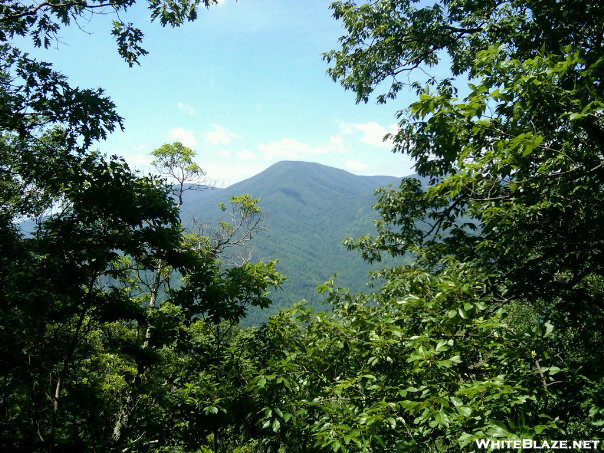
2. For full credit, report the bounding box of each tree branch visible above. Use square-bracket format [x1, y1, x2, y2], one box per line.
[1, 1, 122, 22]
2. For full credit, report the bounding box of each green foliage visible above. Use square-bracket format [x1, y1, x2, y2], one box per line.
[294, 0, 603, 449]
[2, 0, 603, 451]
[0, 132, 182, 450]
[0, 133, 284, 450]
[269, 259, 567, 451]
[152, 142, 205, 177]
[157, 0, 600, 451]
[1, 2, 284, 451]
[152, 141, 207, 206]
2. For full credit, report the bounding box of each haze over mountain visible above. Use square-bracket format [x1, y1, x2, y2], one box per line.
[181, 161, 406, 324]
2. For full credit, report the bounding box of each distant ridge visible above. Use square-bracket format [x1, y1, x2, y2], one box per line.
[181, 161, 407, 325]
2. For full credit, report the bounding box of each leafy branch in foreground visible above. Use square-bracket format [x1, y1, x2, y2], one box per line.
[227, 0, 603, 451]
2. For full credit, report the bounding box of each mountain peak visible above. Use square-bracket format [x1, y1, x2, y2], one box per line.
[179, 161, 403, 324]
[261, 160, 350, 177]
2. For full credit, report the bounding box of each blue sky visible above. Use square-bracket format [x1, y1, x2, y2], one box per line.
[28, 0, 423, 185]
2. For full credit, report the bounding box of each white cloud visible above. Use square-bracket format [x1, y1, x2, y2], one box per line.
[216, 150, 232, 158]
[169, 127, 198, 148]
[236, 149, 256, 161]
[345, 160, 369, 172]
[257, 136, 345, 160]
[203, 124, 240, 145]
[339, 121, 398, 148]
[202, 162, 265, 187]
[133, 144, 147, 151]
[120, 152, 152, 173]
[177, 102, 196, 115]
[329, 135, 346, 153]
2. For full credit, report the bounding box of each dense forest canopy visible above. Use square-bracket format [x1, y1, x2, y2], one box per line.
[1, 0, 603, 452]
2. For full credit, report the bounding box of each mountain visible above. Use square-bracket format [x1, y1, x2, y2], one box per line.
[180, 161, 405, 325]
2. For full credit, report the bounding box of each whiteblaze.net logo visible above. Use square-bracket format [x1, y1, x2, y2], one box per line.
[475, 439, 601, 450]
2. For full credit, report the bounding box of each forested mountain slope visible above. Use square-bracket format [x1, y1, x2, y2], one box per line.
[180, 160, 405, 323]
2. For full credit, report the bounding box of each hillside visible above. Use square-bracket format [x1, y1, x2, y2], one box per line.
[180, 161, 405, 324]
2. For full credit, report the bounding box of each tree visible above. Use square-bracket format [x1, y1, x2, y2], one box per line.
[327, 0, 603, 347]
[99, 144, 283, 452]
[1, 0, 218, 148]
[222, 0, 603, 450]
[152, 141, 208, 207]
[0, 0, 287, 451]
[0, 131, 183, 450]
